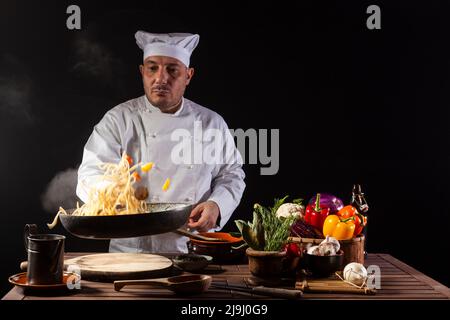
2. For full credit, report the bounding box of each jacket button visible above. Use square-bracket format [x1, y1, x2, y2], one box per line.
[185, 197, 193, 202]
[187, 165, 194, 169]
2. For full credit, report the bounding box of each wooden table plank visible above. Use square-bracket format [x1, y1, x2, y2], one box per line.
[301, 293, 446, 300]
[3, 253, 449, 300]
[378, 254, 450, 299]
[380, 283, 433, 287]
[2, 286, 25, 300]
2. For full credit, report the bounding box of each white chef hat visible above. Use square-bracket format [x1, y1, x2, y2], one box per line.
[135, 31, 200, 67]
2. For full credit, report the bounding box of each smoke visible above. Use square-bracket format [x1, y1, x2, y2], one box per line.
[0, 54, 35, 124]
[70, 35, 126, 87]
[41, 167, 80, 213]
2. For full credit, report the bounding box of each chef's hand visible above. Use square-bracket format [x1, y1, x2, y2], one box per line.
[188, 201, 220, 232]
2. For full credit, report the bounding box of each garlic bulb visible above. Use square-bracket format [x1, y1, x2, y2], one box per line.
[343, 262, 368, 286]
[307, 236, 341, 256]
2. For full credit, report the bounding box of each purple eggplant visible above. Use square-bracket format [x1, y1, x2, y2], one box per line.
[290, 220, 323, 239]
[307, 193, 344, 214]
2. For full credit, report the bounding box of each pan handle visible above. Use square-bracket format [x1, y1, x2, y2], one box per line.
[114, 278, 170, 291]
[174, 228, 222, 241]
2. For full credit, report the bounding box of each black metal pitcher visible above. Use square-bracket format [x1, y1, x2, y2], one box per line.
[24, 224, 65, 285]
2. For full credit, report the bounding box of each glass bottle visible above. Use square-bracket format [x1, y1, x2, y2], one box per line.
[351, 184, 369, 257]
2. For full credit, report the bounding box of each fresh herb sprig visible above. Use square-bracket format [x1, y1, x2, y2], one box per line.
[235, 196, 298, 252]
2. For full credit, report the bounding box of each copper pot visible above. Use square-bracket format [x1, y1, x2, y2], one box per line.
[187, 232, 246, 264]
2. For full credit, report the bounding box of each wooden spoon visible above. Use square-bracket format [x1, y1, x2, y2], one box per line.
[114, 274, 212, 294]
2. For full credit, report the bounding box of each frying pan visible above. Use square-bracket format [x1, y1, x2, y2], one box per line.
[59, 203, 192, 240]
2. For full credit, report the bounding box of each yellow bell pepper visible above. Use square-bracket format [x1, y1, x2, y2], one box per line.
[322, 215, 355, 240]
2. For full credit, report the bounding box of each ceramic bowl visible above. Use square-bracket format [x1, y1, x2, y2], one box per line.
[303, 250, 344, 277]
[172, 254, 213, 272]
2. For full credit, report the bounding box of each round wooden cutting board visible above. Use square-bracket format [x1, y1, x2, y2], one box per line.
[64, 253, 173, 281]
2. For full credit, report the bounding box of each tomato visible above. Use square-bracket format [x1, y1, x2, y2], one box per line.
[285, 243, 301, 258]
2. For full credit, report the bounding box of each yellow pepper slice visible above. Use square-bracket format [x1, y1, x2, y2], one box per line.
[162, 178, 170, 191]
[141, 162, 154, 172]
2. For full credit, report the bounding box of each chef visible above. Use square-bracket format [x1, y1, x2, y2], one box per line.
[76, 31, 246, 253]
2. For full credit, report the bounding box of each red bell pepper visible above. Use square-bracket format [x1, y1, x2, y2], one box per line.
[304, 193, 331, 230]
[337, 205, 366, 236]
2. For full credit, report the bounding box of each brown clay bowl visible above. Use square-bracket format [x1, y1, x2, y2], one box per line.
[246, 248, 287, 277]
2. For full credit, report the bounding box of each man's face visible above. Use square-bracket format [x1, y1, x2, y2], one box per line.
[140, 56, 194, 112]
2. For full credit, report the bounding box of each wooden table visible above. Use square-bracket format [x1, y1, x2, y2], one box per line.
[3, 252, 450, 300]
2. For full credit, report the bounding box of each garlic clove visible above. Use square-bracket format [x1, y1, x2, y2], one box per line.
[307, 245, 320, 255]
[318, 242, 337, 256]
[320, 235, 340, 252]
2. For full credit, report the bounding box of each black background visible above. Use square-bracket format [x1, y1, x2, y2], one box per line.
[0, 0, 449, 297]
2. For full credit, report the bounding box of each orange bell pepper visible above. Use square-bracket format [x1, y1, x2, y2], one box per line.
[337, 205, 366, 236]
[322, 215, 355, 240]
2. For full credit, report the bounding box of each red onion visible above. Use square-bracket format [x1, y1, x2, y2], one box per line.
[307, 193, 344, 214]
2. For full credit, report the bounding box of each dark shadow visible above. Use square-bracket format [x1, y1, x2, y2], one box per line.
[20, 287, 84, 297]
[188, 268, 225, 275]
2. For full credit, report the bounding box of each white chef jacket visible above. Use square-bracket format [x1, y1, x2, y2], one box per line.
[76, 95, 246, 253]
